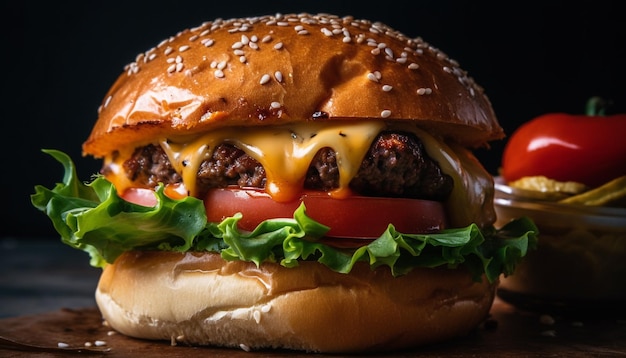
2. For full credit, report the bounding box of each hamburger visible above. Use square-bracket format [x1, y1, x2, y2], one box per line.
[32, 13, 537, 353]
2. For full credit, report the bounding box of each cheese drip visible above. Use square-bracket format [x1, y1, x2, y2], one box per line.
[160, 121, 386, 202]
[103, 121, 495, 228]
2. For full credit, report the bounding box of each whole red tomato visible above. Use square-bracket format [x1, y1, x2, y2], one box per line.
[501, 98, 626, 188]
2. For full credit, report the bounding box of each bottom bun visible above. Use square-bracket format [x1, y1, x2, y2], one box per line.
[95, 251, 496, 353]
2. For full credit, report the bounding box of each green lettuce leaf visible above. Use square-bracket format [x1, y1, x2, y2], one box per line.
[31, 149, 538, 283]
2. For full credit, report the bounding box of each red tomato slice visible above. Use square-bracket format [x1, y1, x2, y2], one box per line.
[120, 184, 188, 207]
[120, 187, 158, 207]
[120, 186, 449, 246]
[205, 188, 448, 240]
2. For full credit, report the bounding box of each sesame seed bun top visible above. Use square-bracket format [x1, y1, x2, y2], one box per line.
[83, 13, 503, 158]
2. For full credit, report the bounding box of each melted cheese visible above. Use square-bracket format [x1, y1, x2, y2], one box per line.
[160, 121, 385, 202]
[399, 125, 495, 228]
[103, 120, 494, 228]
[102, 147, 140, 196]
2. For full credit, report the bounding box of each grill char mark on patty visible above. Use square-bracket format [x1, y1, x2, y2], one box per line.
[118, 132, 454, 201]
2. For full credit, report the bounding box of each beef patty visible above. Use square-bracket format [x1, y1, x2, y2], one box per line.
[114, 132, 453, 201]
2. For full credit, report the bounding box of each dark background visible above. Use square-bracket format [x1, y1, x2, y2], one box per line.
[4, 1, 625, 238]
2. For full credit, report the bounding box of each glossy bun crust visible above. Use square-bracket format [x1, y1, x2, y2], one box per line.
[83, 13, 502, 158]
[96, 251, 497, 353]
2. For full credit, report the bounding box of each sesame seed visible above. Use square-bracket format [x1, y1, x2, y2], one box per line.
[370, 48, 381, 55]
[342, 36, 351, 43]
[164, 47, 173, 55]
[261, 35, 272, 43]
[321, 28, 333, 36]
[382, 85, 393, 92]
[274, 71, 283, 82]
[233, 49, 244, 56]
[201, 39, 214, 47]
[214, 69, 224, 78]
[178, 45, 190, 52]
[297, 29, 309, 35]
[232, 42, 244, 49]
[239, 343, 251, 352]
[217, 60, 227, 70]
[239, 56, 247, 63]
[176, 63, 184, 72]
[241, 34, 249, 45]
[253, 310, 261, 323]
[271, 101, 281, 108]
[260, 74, 271, 84]
[249, 42, 259, 50]
[408, 63, 419, 70]
[124, 61, 136, 72]
[58, 342, 70, 348]
[381, 110, 392, 118]
[417, 88, 432, 95]
[367, 72, 379, 82]
[167, 64, 176, 73]
[274, 42, 284, 50]
[94, 341, 107, 347]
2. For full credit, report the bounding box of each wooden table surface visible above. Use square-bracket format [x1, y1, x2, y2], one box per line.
[1, 236, 625, 357]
